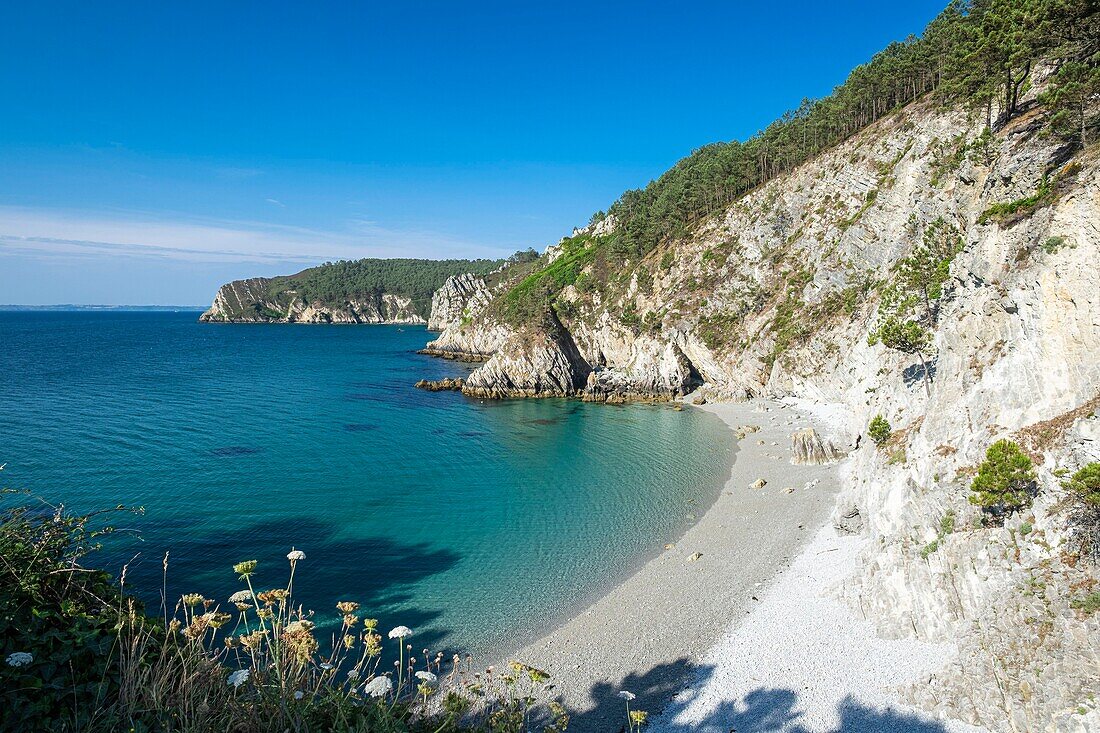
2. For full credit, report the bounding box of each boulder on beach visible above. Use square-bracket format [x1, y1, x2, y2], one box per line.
[790, 428, 844, 465]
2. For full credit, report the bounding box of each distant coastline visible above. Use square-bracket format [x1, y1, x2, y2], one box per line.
[0, 304, 206, 312]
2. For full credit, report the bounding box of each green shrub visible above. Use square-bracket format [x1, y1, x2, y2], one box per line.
[969, 440, 1037, 524]
[868, 415, 892, 446]
[1064, 462, 1100, 562]
[1070, 592, 1100, 616]
[1064, 463, 1100, 507]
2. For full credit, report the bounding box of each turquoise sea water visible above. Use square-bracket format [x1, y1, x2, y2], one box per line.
[0, 312, 732, 656]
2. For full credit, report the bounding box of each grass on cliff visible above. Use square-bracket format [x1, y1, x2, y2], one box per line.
[0, 490, 642, 733]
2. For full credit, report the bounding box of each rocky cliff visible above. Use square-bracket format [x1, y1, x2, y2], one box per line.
[199, 257, 506, 324]
[201, 278, 424, 324]
[420, 86, 1100, 729]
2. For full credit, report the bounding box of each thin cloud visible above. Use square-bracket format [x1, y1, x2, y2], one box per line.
[0, 206, 510, 266]
[265, 198, 286, 207]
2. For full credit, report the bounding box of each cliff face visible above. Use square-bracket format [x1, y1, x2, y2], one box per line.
[422, 92, 1100, 729]
[199, 279, 424, 324]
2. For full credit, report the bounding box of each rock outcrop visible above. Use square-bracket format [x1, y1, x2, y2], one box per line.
[426, 273, 493, 331]
[461, 323, 591, 399]
[414, 377, 465, 392]
[790, 428, 844, 465]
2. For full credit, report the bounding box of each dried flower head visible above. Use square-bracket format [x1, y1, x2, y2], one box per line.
[336, 601, 359, 614]
[208, 612, 232, 629]
[257, 589, 289, 605]
[182, 593, 206, 607]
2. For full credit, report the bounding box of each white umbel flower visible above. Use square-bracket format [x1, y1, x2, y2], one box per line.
[228, 669, 250, 688]
[387, 625, 413, 639]
[618, 690, 636, 701]
[363, 676, 393, 698]
[293, 690, 304, 700]
[229, 590, 253, 604]
[415, 670, 437, 683]
[6, 652, 32, 668]
[287, 549, 306, 561]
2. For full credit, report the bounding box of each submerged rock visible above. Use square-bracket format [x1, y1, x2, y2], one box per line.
[415, 377, 465, 392]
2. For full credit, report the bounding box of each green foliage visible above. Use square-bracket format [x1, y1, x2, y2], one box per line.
[0, 494, 140, 731]
[1064, 462, 1100, 507]
[868, 415, 892, 446]
[698, 310, 744, 351]
[1070, 592, 1100, 616]
[1041, 235, 1071, 254]
[1040, 59, 1100, 147]
[978, 176, 1053, 225]
[869, 216, 962, 392]
[969, 440, 1037, 524]
[598, 0, 1097, 261]
[497, 235, 602, 328]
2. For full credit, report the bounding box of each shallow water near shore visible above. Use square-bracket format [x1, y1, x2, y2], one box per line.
[0, 311, 733, 657]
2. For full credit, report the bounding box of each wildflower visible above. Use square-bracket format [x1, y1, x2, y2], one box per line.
[257, 589, 288, 605]
[363, 633, 382, 657]
[415, 670, 438, 684]
[347, 669, 361, 681]
[343, 634, 356, 648]
[182, 593, 206, 607]
[336, 601, 359, 614]
[233, 560, 257, 579]
[229, 590, 254, 604]
[363, 618, 379, 631]
[388, 625, 413, 639]
[320, 662, 333, 671]
[363, 675, 393, 698]
[343, 614, 359, 627]
[228, 669, 250, 688]
[282, 620, 318, 664]
[5, 652, 32, 668]
[208, 612, 232, 629]
[630, 710, 649, 726]
[294, 690, 304, 700]
[618, 691, 636, 701]
[418, 682, 434, 697]
[287, 549, 306, 562]
[239, 630, 269, 649]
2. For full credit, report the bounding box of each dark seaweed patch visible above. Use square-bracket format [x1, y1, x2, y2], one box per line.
[210, 446, 262, 457]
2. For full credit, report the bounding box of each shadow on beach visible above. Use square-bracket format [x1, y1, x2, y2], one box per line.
[564, 658, 952, 733]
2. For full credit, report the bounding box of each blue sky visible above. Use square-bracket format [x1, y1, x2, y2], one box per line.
[0, 1, 946, 305]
